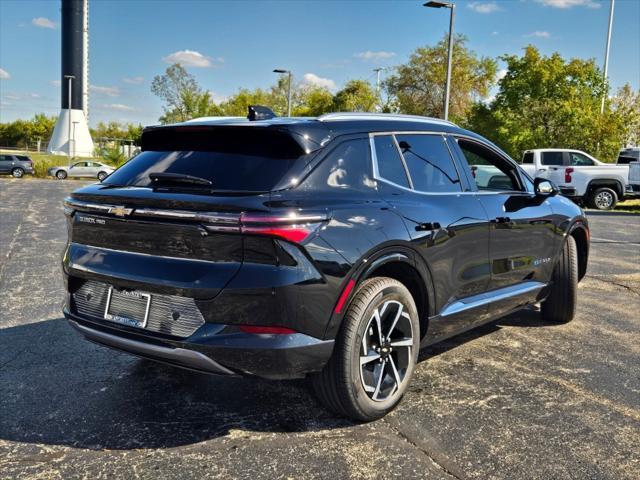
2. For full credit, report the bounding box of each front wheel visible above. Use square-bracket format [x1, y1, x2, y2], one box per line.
[589, 187, 617, 210]
[97, 171, 108, 181]
[56, 170, 67, 180]
[312, 277, 420, 421]
[11, 168, 24, 178]
[541, 235, 578, 323]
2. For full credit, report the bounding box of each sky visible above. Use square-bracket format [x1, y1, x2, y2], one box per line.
[0, 0, 638, 127]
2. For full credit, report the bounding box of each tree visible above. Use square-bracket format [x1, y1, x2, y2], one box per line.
[611, 84, 640, 147]
[332, 80, 377, 112]
[151, 64, 221, 123]
[466, 46, 633, 162]
[294, 86, 334, 116]
[385, 34, 497, 121]
[0, 114, 56, 149]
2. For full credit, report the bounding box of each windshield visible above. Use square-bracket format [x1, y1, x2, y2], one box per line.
[104, 150, 301, 192]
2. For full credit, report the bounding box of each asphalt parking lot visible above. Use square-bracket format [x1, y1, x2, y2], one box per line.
[1, 178, 639, 480]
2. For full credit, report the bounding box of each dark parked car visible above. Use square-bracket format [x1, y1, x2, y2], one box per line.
[62, 110, 589, 421]
[0, 153, 34, 177]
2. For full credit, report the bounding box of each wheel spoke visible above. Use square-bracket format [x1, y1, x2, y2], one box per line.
[372, 308, 384, 346]
[372, 363, 386, 400]
[386, 303, 404, 340]
[389, 337, 413, 348]
[388, 356, 402, 395]
[360, 352, 381, 366]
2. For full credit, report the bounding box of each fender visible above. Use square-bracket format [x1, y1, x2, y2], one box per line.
[322, 245, 437, 340]
[586, 179, 624, 197]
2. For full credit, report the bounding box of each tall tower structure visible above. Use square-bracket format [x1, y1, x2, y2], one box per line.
[48, 0, 94, 158]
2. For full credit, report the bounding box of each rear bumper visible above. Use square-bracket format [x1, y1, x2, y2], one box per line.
[64, 309, 334, 380]
[559, 187, 577, 197]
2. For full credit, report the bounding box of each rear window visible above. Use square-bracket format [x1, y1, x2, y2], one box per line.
[541, 152, 564, 166]
[105, 126, 310, 192]
[104, 151, 301, 192]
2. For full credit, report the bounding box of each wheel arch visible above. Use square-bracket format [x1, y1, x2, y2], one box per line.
[587, 179, 623, 198]
[568, 222, 589, 281]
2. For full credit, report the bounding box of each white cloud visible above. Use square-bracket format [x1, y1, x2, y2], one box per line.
[302, 73, 336, 90]
[468, 2, 501, 14]
[0, 68, 10, 79]
[536, 0, 600, 8]
[526, 31, 551, 38]
[491, 31, 499, 36]
[50, 79, 61, 87]
[32, 17, 56, 29]
[497, 69, 508, 81]
[101, 103, 134, 111]
[162, 50, 223, 68]
[123, 76, 145, 84]
[354, 51, 396, 62]
[90, 85, 120, 97]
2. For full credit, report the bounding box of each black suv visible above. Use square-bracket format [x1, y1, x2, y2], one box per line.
[62, 111, 589, 421]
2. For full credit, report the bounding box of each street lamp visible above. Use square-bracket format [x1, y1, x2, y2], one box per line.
[424, 1, 455, 121]
[273, 69, 292, 117]
[64, 74, 75, 166]
[601, 0, 615, 114]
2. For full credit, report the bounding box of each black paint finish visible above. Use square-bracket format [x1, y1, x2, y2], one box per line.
[62, 116, 588, 379]
[60, 0, 84, 110]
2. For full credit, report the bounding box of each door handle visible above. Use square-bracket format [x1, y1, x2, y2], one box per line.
[415, 222, 441, 231]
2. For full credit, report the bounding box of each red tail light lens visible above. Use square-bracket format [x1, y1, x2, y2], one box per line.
[240, 211, 328, 244]
[239, 325, 297, 334]
[565, 167, 574, 183]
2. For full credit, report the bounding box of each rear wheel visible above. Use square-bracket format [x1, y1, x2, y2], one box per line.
[589, 187, 617, 210]
[541, 235, 578, 323]
[56, 170, 67, 180]
[11, 167, 24, 178]
[312, 277, 420, 421]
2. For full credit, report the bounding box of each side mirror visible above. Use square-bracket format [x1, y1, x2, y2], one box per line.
[534, 178, 558, 196]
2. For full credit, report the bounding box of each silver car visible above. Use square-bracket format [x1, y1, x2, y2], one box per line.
[48, 161, 115, 181]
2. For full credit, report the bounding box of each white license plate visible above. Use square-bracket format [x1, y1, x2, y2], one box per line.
[104, 287, 151, 328]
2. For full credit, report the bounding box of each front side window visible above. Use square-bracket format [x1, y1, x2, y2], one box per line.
[569, 152, 594, 166]
[396, 134, 461, 193]
[373, 135, 410, 188]
[457, 139, 522, 192]
[541, 152, 564, 166]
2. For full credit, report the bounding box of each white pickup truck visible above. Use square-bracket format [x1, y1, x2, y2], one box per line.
[520, 149, 631, 210]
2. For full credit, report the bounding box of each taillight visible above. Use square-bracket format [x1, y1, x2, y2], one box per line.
[239, 325, 297, 334]
[565, 167, 574, 183]
[240, 211, 328, 244]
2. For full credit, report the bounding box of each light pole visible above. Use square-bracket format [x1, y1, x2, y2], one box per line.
[373, 67, 383, 111]
[72, 121, 79, 160]
[601, 0, 615, 114]
[64, 74, 75, 165]
[424, 1, 455, 121]
[273, 69, 292, 117]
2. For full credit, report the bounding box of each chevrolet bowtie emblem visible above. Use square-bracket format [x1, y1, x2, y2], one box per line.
[108, 206, 133, 217]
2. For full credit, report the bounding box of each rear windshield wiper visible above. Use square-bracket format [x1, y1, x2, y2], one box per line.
[149, 172, 213, 187]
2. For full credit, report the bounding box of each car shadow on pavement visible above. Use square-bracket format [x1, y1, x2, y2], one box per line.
[0, 308, 555, 451]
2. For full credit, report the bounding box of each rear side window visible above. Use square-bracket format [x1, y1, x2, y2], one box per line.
[396, 134, 461, 192]
[541, 152, 564, 166]
[304, 139, 374, 191]
[522, 152, 533, 164]
[0, 155, 11, 161]
[373, 135, 409, 188]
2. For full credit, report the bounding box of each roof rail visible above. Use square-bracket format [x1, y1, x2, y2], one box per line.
[183, 116, 246, 123]
[317, 112, 457, 127]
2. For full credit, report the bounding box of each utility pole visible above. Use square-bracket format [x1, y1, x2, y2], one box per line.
[601, 0, 615, 114]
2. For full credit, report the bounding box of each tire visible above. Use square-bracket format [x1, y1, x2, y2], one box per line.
[589, 187, 617, 210]
[11, 168, 24, 178]
[97, 171, 108, 181]
[56, 170, 68, 180]
[312, 277, 420, 421]
[541, 235, 578, 323]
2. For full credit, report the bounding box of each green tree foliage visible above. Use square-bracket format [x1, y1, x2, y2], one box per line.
[91, 121, 144, 144]
[294, 86, 334, 116]
[611, 84, 640, 147]
[151, 64, 221, 123]
[385, 34, 497, 121]
[332, 80, 377, 112]
[465, 46, 635, 162]
[0, 114, 56, 148]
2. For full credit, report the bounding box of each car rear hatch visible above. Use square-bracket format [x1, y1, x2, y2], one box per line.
[63, 122, 329, 301]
